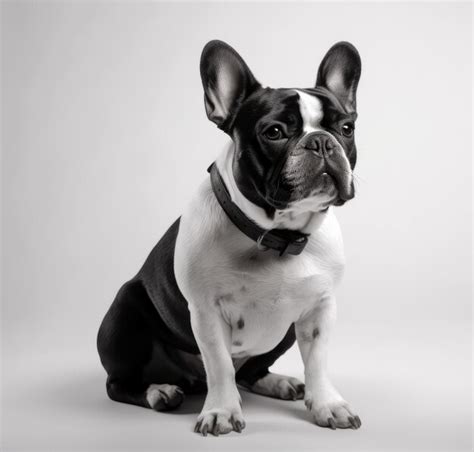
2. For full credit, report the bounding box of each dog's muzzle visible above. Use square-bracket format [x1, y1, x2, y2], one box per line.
[300, 132, 354, 202]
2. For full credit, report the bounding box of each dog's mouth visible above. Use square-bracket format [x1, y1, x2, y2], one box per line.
[270, 147, 355, 209]
[321, 172, 354, 206]
[263, 155, 355, 211]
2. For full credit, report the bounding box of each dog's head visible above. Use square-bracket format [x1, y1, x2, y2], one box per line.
[200, 40, 361, 217]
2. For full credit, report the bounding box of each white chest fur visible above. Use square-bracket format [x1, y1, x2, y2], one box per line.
[174, 178, 345, 359]
[212, 248, 339, 357]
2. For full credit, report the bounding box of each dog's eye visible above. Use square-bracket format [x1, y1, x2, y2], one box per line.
[263, 125, 284, 141]
[341, 122, 355, 137]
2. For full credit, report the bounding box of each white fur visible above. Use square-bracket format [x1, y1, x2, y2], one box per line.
[146, 384, 162, 408]
[294, 89, 324, 133]
[247, 373, 304, 399]
[145, 383, 180, 408]
[175, 175, 344, 358]
[174, 144, 358, 431]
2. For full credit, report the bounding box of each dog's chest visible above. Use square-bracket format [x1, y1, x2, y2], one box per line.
[210, 249, 336, 357]
[175, 181, 345, 359]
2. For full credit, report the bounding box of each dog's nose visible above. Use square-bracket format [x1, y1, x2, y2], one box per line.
[302, 133, 335, 157]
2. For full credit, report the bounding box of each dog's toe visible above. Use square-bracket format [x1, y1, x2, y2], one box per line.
[146, 384, 185, 411]
[309, 399, 361, 430]
[194, 408, 245, 436]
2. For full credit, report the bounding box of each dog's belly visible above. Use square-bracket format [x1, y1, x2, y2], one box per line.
[212, 251, 334, 357]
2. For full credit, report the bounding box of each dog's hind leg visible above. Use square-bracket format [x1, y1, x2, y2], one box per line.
[97, 280, 185, 411]
[240, 372, 305, 401]
[236, 324, 304, 400]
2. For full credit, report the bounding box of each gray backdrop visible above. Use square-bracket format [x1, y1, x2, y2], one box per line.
[2, 2, 472, 451]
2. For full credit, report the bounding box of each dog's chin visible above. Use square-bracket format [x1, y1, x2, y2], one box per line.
[292, 174, 353, 211]
[267, 173, 353, 212]
[281, 184, 338, 215]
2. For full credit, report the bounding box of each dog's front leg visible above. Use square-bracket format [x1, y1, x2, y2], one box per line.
[190, 305, 245, 436]
[296, 297, 361, 430]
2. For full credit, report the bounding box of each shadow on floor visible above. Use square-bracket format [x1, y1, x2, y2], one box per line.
[39, 367, 312, 424]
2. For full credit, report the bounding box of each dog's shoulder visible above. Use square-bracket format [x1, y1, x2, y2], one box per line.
[174, 178, 228, 265]
[173, 178, 227, 296]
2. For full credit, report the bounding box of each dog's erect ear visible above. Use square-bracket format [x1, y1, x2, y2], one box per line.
[200, 40, 260, 132]
[316, 42, 361, 112]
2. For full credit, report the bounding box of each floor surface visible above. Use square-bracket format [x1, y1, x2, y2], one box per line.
[2, 336, 471, 452]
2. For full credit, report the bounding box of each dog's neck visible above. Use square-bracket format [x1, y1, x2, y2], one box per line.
[215, 144, 329, 234]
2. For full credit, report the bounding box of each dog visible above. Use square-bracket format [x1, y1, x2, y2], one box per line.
[97, 39, 362, 436]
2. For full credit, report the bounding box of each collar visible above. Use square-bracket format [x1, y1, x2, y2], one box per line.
[208, 163, 309, 256]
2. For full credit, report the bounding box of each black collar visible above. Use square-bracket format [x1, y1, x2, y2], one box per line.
[208, 163, 309, 256]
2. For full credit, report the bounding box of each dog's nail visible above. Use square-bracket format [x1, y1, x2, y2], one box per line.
[194, 419, 202, 433]
[289, 387, 297, 400]
[158, 390, 169, 405]
[230, 417, 238, 432]
[328, 417, 336, 430]
[348, 416, 358, 429]
[354, 415, 361, 428]
[235, 420, 242, 433]
[202, 424, 208, 436]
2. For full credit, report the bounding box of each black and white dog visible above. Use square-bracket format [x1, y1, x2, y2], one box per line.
[97, 40, 362, 436]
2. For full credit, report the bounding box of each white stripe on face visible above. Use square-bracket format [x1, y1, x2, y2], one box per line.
[294, 90, 324, 133]
[293, 90, 353, 203]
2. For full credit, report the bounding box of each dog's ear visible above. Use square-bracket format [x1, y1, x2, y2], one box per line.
[316, 42, 361, 112]
[200, 40, 260, 132]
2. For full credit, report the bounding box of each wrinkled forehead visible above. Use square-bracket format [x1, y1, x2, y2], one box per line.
[236, 87, 346, 133]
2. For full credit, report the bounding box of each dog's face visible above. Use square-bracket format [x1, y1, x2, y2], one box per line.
[200, 40, 361, 217]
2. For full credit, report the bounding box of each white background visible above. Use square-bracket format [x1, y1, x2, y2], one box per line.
[2, 2, 472, 451]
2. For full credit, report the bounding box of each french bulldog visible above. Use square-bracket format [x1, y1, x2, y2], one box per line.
[97, 39, 362, 436]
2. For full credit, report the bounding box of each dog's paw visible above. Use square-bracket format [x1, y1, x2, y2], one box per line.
[146, 384, 184, 411]
[241, 372, 305, 400]
[194, 408, 245, 436]
[306, 397, 361, 430]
